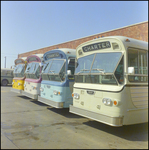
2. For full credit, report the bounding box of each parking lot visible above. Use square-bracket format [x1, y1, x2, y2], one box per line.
[1, 86, 148, 149]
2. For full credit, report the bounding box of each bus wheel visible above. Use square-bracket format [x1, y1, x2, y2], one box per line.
[2, 79, 8, 86]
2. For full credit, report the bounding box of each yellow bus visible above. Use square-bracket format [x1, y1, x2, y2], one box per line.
[11, 57, 27, 94]
[70, 36, 148, 126]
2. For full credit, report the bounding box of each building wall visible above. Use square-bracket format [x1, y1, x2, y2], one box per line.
[18, 21, 148, 58]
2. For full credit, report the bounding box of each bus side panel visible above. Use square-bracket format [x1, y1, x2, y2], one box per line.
[123, 86, 148, 125]
[12, 79, 25, 90]
[123, 108, 148, 125]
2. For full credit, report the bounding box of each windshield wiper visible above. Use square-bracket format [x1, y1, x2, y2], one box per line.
[49, 70, 55, 74]
[92, 68, 105, 74]
[77, 69, 90, 75]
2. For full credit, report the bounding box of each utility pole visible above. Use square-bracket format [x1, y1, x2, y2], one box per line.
[4, 56, 6, 68]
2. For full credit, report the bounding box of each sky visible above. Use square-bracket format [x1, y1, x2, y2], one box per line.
[1, 1, 148, 69]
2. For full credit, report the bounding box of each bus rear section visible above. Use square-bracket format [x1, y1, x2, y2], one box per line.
[70, 36, 148, 126]
[38, 48, 76, 108]
[11, 57, 27, 94]
[22, 54, 43, 100]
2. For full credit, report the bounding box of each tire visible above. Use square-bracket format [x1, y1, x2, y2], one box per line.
[2, 79, 8, 86]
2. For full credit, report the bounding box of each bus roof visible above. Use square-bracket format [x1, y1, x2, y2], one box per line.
[20, 57, 27, 60]
[27, 54, 44, 63]
[48, 48, 76, 56]
[43, 48, 76, 61]
[76, 36, 148, 52]
[28, 54, 44, 58]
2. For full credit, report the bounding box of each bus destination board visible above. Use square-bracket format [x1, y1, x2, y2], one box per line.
[82, 41, 111, 52]
[45, 52, 60, 60]
[15, 59, 24, 65]
[28, 57, 37, 62]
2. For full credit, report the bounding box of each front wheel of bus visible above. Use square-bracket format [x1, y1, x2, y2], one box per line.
[2, 79, 8, 86]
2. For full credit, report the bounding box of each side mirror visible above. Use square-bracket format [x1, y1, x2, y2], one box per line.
[128, 67, 135, 74]
[67, 70, 71, 75]
[39, 63, 44, 67]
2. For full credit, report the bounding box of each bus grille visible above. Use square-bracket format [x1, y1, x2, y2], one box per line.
[130, 86, 148, 108]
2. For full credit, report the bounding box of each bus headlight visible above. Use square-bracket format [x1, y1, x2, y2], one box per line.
[72, 93, 80, 99]
[40, 87, 44, 92]
[102, 98, 112, 106]
[53, 91, 58, 95]
[32, 86, 37, 90]
[53, 90, 61, 95]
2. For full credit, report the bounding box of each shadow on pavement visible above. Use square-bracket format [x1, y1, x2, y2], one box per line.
[17, 95, 31, 100]
[30, 100, 49, 106]
[47, 107, 85, 119]
[83, 120, 148, 141]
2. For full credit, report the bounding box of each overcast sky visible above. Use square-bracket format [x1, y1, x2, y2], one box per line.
[1, 1, 148, 68]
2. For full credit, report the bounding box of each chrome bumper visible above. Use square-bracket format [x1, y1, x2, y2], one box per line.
[22, 91, 38, 100]
[38, 96, 64, 108]
[11, 88, 22, 94]
[69, 105, 123, 127]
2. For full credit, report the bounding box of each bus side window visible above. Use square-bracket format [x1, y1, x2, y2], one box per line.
[114, 56, 124, 84]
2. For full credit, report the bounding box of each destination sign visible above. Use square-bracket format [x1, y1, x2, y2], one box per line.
[45, 52, 60, 60]
[15, 59, 24, 65]
[82, 41, 111, 52]
[28, 57, 37, 62]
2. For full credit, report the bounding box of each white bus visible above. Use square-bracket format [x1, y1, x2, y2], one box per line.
[70, 36, 148, 127]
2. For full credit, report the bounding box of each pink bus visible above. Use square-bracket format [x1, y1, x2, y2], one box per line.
[22, 54, 43, 100]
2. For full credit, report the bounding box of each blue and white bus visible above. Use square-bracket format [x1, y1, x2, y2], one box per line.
[38, 48, 76, 108]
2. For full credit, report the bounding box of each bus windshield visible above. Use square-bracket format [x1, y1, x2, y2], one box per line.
[25, 62, 40, 79]
[42, 59, 65, 82]
[13, 64, 25, 78]
[75, 52, 123, 85]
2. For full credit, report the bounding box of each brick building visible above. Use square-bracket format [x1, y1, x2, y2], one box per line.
[18, 21, 148, 58]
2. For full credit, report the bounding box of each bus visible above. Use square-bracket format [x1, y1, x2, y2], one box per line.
[11, 57, 27, 93]
[38, 48, 76, 108]
[70, 36, 148, 126]
[22, 54, 43, 100]
[1, 68, 14, 86]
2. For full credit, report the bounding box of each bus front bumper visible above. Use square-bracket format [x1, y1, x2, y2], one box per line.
[22, 91, 38, 100]
[69, 105, 123, 127]
[11, 88, 22, 94]
[38, 96, 64, 108]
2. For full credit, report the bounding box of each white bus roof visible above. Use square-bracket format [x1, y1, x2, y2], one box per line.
[76, 36, 148, 51]
[20, 57, 27, 60]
